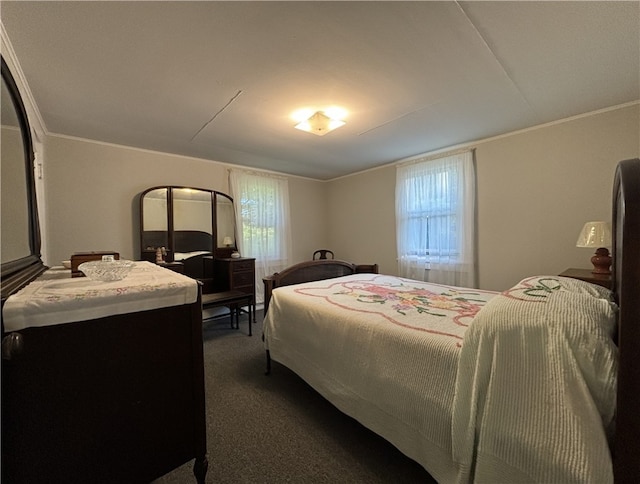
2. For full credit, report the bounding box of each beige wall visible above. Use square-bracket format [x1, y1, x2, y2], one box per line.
[326, 104, 640, 291]
[326, 165, 397, 274]
[42, 136, 327, 266]
[288, 177, 329, 262]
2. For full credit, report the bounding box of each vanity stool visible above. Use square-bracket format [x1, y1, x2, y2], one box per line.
[201, 291, 254, 336]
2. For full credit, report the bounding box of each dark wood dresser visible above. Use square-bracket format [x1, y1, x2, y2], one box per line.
[1, 264, 208, 483]
[214, 257, 256, 320]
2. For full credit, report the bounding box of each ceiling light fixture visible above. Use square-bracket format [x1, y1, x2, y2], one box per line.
[294, 110, 346, 136]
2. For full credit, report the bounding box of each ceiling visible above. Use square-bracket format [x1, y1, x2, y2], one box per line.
[1, 1, 638, 180]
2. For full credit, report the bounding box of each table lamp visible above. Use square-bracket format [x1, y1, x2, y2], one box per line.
[222, 236, 233, 247]
[576, 221, 612, 274]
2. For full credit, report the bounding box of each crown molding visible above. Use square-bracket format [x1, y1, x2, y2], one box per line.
[1, 22, 47, 137]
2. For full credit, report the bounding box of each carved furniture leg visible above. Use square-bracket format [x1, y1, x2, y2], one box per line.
[193, 455, 208, 484]
[265, 349, 271, 375]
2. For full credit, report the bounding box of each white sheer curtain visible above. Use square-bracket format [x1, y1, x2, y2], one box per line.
[229, 169, 292, 304]
[396, 150, 476, 287]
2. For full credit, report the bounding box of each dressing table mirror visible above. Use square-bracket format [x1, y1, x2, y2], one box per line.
[216, 192, 236, 250]
[0, 57, 46, 303]
[140, 186, 243, 291]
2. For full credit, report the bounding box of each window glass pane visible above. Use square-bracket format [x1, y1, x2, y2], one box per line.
[396, 150, 475, 286]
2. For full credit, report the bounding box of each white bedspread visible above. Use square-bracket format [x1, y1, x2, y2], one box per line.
[452, 276, 617, 483]
[3, 261, 199, 331]
[264, 274, 618, 483]
[263, 273, 497, 482]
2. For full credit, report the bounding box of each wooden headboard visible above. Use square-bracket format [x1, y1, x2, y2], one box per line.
[611, 158, 640, 482]
[263, 259, 378, 313]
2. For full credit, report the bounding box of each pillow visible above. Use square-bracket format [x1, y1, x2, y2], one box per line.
[509, 275, 613, 301]
[484, 276, 618, 417]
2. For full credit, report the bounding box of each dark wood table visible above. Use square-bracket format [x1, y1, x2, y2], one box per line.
[558, 268, 612, 289]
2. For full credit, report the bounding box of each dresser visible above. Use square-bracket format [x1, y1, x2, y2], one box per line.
[1, 263, 208, 483]
[214, 257, 256, 321]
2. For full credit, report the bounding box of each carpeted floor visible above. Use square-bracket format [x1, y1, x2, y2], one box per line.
[154, 309, 437, 483]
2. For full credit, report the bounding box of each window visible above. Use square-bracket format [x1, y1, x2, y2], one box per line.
[395, 150, 476, 287]
[229, 170, 292, 303]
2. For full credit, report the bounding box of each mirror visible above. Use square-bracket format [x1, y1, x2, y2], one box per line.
[141, 188, 169, 252]
[172, 188, 213, 281]
[216, 193, 235, 249]
[173, 188, 213, 255]
[139, 186, 237, 285]
[1, 57, 45, 301]
[1, 73, 30, 262]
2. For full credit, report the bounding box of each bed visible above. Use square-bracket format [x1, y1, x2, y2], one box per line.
[262, 158, 640, 483]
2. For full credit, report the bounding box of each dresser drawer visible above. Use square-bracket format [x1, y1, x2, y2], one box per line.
[231, 259, 254, 273]
[231, 270, 254, 288]
[213, 257, 255, 294]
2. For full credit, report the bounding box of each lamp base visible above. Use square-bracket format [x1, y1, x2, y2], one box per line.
[591, 247, 612, 275]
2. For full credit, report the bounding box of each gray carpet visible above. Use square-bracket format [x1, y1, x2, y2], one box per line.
[154, 309, 437, 483]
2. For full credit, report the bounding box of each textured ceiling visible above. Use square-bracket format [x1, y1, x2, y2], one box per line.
[1, 1, 638, 180]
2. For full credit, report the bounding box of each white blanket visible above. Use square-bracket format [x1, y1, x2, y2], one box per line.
[452, 276, 617, 483]
[263, 273, 497, 482]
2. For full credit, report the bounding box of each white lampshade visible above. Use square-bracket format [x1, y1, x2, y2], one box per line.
[222, 236, 233, 247]
[576, 221, 612, 248]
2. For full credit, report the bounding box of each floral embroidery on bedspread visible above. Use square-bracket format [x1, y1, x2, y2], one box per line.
[292, 275, 495, 342]
[502, 276, 562, 301]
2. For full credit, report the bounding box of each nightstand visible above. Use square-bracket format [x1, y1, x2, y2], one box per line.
[558, 268, 612, 290]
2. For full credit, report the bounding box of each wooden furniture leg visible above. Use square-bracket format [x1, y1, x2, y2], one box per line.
[193, 456, 208, 484]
